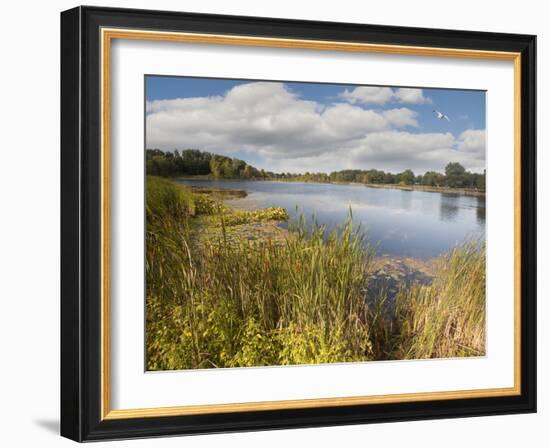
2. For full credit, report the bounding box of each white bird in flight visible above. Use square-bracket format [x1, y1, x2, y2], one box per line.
[433, 109, 451, 122]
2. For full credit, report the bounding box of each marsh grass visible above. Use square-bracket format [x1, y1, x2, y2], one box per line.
[393, 242, 486, 359]
[145, 176, 486, 370]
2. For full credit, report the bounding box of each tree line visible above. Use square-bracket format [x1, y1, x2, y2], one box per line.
[146, 149, 273, 179]
[285, 163, 485, 191]
[146, 149, 485, 191]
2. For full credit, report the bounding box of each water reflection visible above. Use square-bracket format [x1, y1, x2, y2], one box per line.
[178, 180, 486, 259]
[476, 196, 486, 226]
[439, 193, 460, 222]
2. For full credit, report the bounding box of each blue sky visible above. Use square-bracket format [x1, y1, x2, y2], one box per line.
[145, 75, 486, 174]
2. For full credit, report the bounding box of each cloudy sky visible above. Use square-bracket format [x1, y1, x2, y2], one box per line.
[145, 76, 486, 174]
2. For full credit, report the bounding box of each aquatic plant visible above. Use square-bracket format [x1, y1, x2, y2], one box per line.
[145, 177, 486, 370]
[217, 207, 289, 227]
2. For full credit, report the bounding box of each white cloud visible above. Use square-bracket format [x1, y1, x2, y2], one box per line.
[394, 88, 431, 104]
[321, 103, 389, 136]
[445, 129, 485, 172]
[382, 108, 419, 127]
[147, 82, 417, 159]
[348, 131, 456, 172]
[338, 86, 394, 105]
[346, 130, 484, 173]
[146, 82, 484, 174]
[339, 86, 431, 105]
[457, 129, 486, 154]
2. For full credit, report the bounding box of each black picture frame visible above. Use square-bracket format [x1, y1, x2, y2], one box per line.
[61, 5, 536, 442]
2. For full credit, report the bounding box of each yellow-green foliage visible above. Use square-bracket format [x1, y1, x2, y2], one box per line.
[146, 176, 195, 220]
[146, 213, 375, 369]
[217, 207, 289, 227]
[146, 176, 221, 218]
[394, 241, 486, 359]
[146, 177, 486, 371]
[146, 177, 375, 369]
[193, 194, 219, 215]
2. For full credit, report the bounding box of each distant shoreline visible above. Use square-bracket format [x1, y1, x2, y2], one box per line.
[359, 182, 485, 197]
[174, 176, 486, 198]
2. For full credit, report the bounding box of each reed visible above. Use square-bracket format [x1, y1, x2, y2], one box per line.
[145, 176, 486, 370]
[393, 241, 486, 359]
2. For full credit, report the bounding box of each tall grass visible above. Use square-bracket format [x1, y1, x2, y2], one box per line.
[145, 176, 486, 370]
[393, 242, 486, 359]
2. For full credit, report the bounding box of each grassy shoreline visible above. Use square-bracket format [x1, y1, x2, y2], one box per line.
[360, 182, 485, 197]
[146, 176, 486, 370]
[174, 175, 485, 197]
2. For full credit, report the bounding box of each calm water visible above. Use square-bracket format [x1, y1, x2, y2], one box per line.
[178, 180, 485, 259]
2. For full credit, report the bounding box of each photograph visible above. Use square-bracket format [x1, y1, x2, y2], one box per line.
[145, 76, 487, 371]
[56, 4, 537, 442]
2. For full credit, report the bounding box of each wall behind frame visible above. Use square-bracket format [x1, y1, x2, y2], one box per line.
[0, 0, 545, 447]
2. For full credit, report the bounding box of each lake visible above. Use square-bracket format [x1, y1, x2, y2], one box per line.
[177, 179, 485, 259]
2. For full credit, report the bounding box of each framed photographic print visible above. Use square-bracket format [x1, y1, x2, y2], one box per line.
[60, 6, 536, 442]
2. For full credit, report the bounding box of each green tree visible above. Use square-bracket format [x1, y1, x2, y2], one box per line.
[210, 157, 222, 178]
[242, 165, 253, 179]
[221, 159, 234, 178]
[398, 169, 415, 185]
[422, 171, 445, 187]
[384, 172, 396, 184]
[473, 169, 486, 191]
[445, 162, 467, 188]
